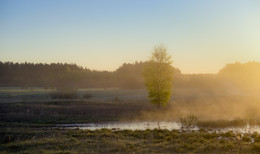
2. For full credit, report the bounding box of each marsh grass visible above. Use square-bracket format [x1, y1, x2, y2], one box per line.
[83, 93, 92, 99]
[0, 100, 153, 125]
[197, 118, 247, 128]
[0, 128, 259, 153]
[50, 88, 78, 99]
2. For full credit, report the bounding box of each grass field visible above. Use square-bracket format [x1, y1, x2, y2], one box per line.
[1, 128, 260, 153]
[1, 87, 260, 153]
[0, 100, 154, 126]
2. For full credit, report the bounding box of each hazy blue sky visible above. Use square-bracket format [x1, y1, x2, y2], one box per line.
[1, 0, 260, 73]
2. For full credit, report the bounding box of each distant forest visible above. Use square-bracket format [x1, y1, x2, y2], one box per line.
[0, 61, 259, 92]
[0, 61, 179, 89]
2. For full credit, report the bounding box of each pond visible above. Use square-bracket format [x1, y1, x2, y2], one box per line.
[56, 122, 188, 130]
[55, 121, 260, 133]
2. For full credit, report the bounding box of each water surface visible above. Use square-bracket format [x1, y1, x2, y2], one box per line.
[55, 121, 260, 133]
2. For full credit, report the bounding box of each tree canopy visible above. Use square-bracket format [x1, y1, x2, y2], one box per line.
[143, 45, 174, 108]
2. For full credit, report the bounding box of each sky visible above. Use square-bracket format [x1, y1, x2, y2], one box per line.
[1, 0, 260, 74]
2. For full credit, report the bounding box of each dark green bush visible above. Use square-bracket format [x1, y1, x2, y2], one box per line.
[50, 87, 77, 99]
[83, 93, 92, 99]
[242, 133, 252, 142]
[252, 143, 260, 152]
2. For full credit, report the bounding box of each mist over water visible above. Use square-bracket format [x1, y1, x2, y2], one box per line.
[138, 89, 260, 122]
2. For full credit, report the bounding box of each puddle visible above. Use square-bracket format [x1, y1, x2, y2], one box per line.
[55, 121, 260, 133]
[56, 121, 186, 130]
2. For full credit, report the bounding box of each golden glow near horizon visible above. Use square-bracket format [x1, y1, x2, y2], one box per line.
[1, 0, 260, 74]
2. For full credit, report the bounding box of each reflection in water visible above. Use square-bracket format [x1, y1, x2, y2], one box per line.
[57, 122, 186, 130]
[55, 121, 260, 133]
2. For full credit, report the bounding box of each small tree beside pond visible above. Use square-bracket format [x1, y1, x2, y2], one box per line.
[143, 45, 174, 109]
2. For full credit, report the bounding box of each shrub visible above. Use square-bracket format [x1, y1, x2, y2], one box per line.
[254, 136, 260, 142]
[251, 132, 258, 138]
[252, 143, 260, 152]
[50, 87, 77, 99]
[177, 114, 198, 130]
[242, 135, 251, 142]
[83, 93, 92, 99]
[221, 131, 235, 138]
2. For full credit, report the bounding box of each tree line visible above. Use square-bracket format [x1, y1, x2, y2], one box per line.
[0, 61, 180, 89]
[0, 61, 259, 92]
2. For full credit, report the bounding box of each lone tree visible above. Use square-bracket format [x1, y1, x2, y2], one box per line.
[143, 45, 174, 109]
